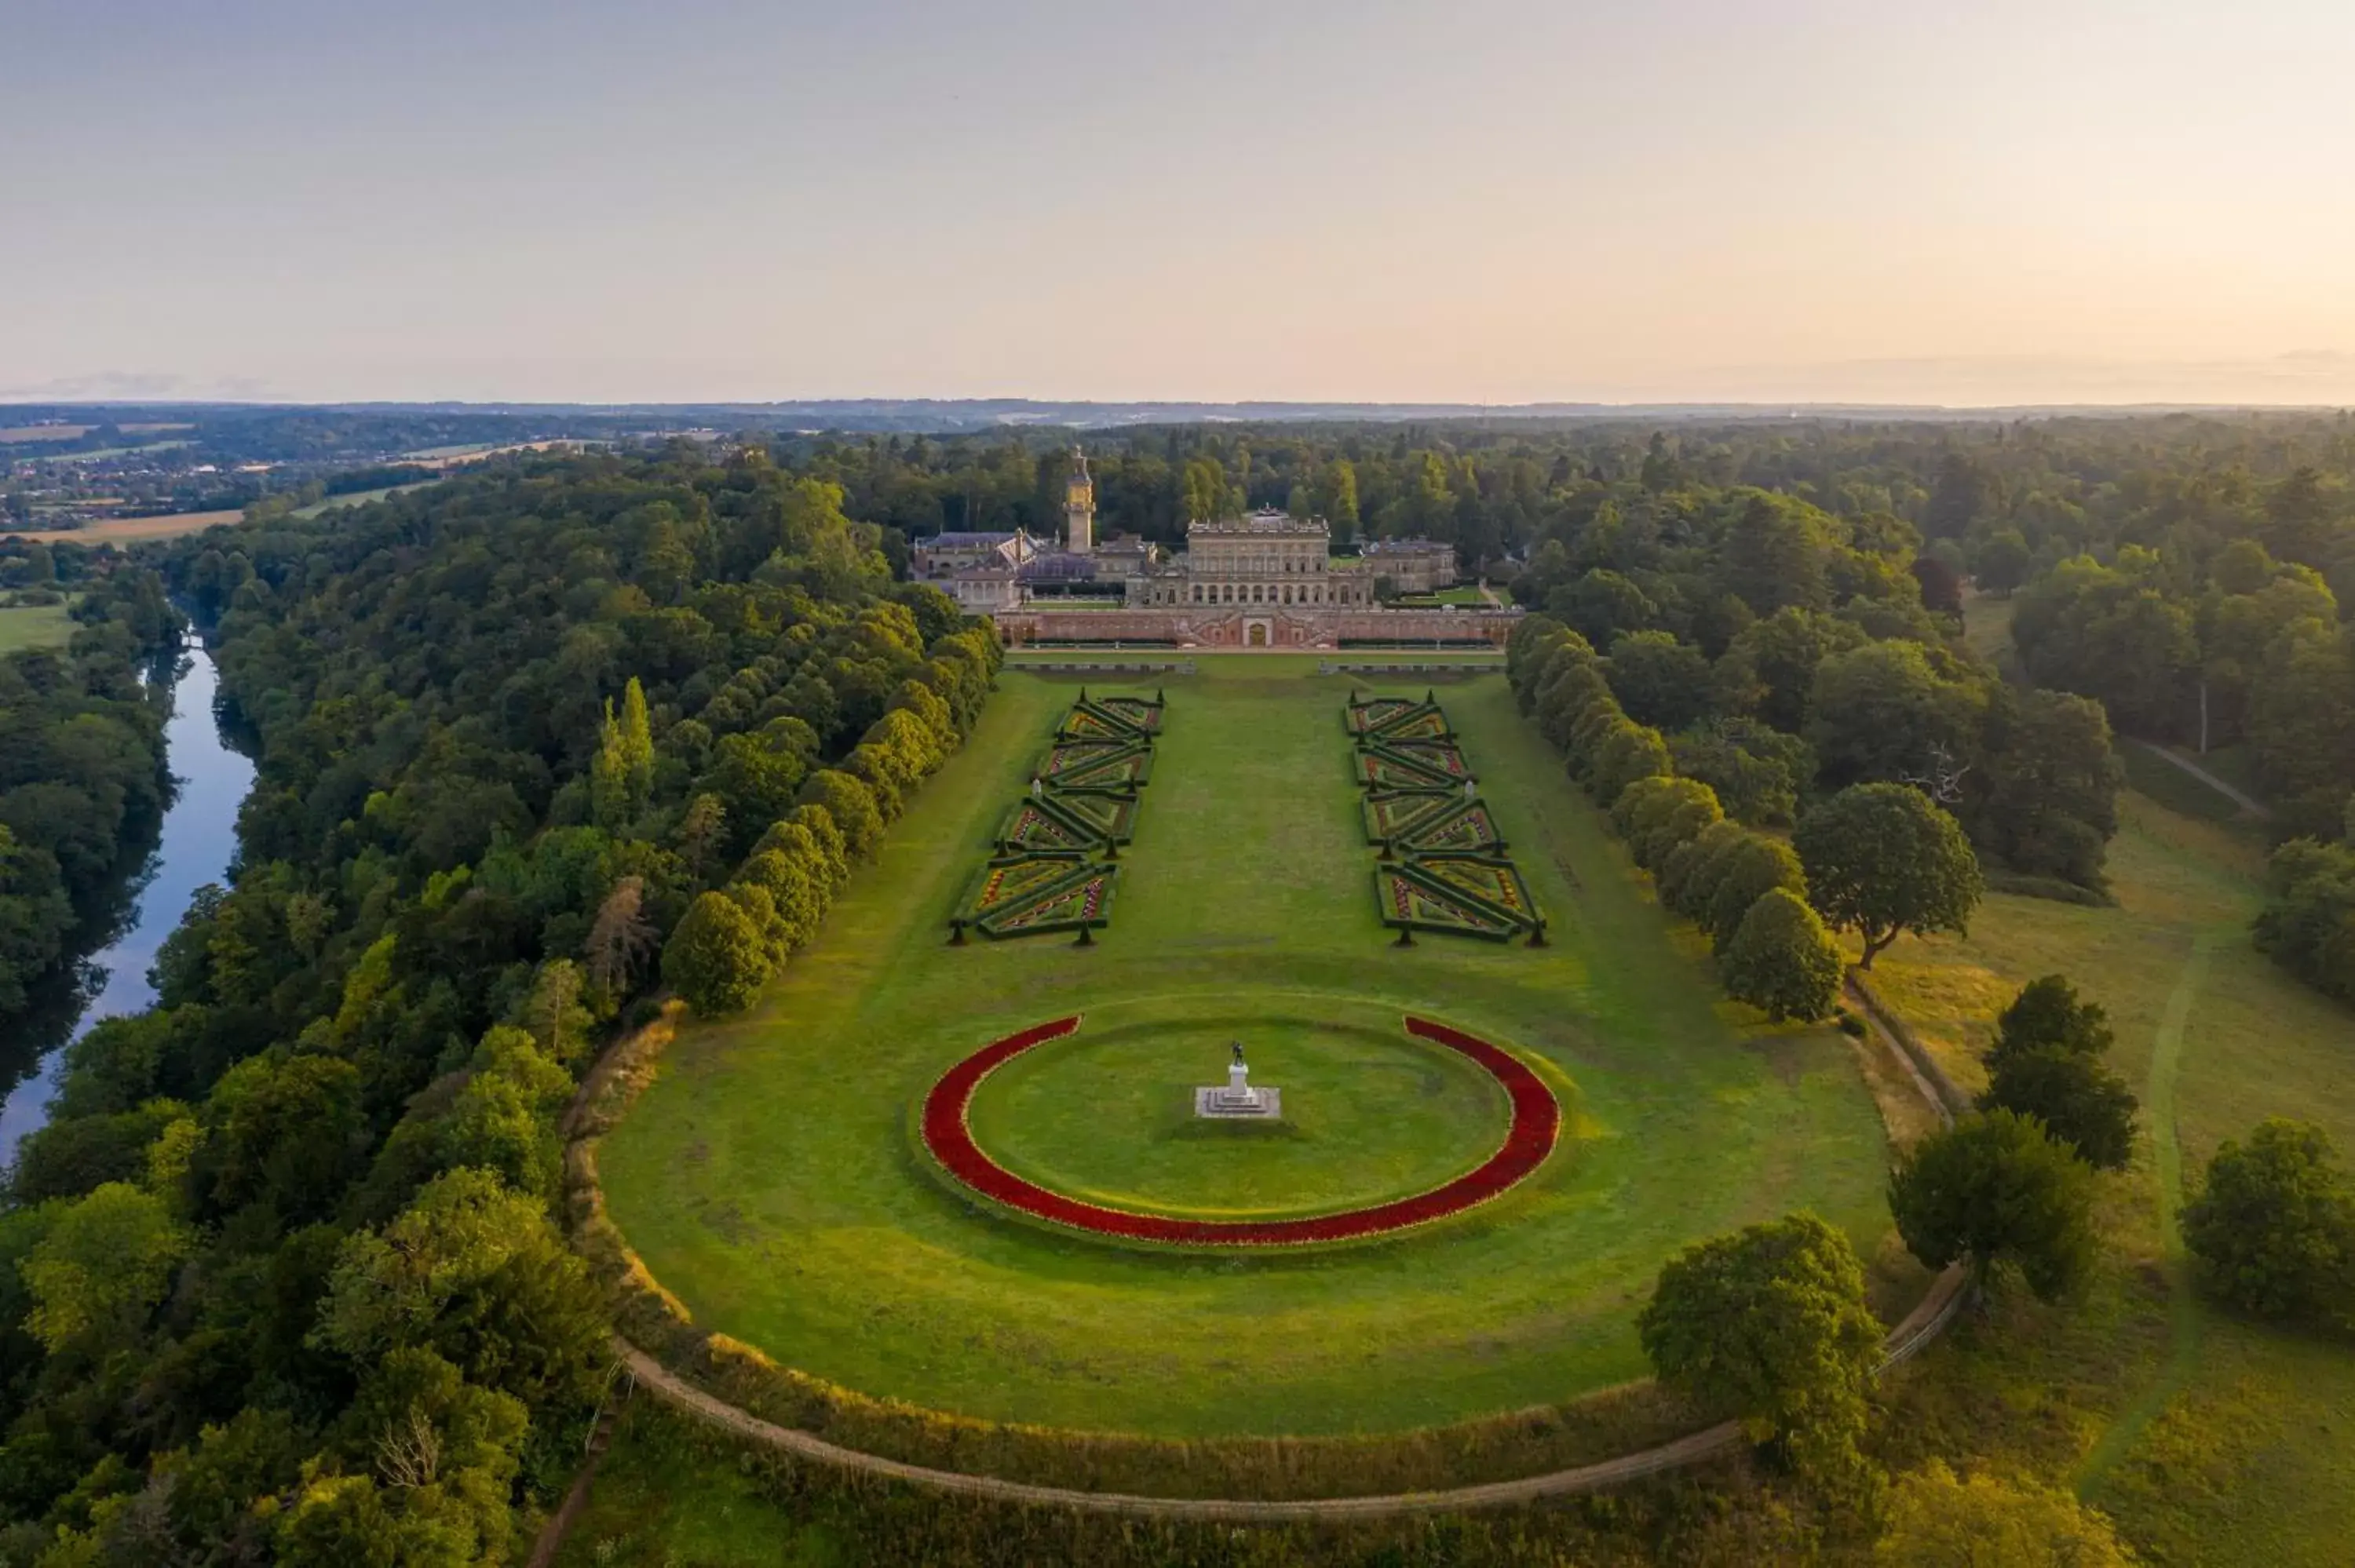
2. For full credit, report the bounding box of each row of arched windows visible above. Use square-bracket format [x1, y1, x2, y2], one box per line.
[1174, 581, 1362, 607]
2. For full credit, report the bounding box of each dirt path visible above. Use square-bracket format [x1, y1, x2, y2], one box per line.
[615, 1264, 1964, 1522]
[2133, 742, 2271, 820]
[2074, 929, 2222, 1490]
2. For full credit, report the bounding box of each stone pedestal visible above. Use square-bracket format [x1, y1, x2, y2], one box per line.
[1195, 1059, 1280, 1119]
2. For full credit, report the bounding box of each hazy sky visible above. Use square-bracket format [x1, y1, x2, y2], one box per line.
[5, 0, 2353, 406]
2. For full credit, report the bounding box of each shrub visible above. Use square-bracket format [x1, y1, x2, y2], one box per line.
[1875, 1460, 2135, 1566]
[1723, 889, 1845, 1023]
[1889, 1110, 2098, 1300]
[2181, 1119, 2355, 1328]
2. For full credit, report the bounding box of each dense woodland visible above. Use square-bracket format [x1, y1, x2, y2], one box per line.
[0, 449, 995, 1562]
[0, 546, 183, 1020]
[0, 414, 2347, 1563]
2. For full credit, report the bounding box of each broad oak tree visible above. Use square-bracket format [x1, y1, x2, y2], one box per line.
[1796, 782, 1984, 967]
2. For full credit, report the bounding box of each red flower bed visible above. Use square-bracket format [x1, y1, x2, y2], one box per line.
[921, 1015, 1561, 1246]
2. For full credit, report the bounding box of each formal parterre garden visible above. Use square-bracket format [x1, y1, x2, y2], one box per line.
[592, 658, 1903, 1480]
[947, 690, 1163, 941]
[1349, 691, 1546, 943]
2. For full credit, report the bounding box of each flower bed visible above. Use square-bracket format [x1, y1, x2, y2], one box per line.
[922, 1016, 1561, 1245]
[954, 690, 1162, 941]
[1347, 693, 1544, 943]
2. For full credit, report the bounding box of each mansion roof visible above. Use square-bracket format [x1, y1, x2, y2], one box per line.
[925, 530, 1024, 547]
[1188, 509, 1327, 538]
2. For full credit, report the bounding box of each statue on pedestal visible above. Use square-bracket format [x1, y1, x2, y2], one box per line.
[1196, 1040, 1280, 1119]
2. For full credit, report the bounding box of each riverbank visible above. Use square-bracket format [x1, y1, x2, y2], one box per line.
[0, 645, 254, 1161]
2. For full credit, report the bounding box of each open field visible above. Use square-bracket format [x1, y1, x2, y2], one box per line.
[0, 599, 78, 652]
[597, 658, 1899, 1443]
[0, 422, 191, 443]
[288, 480, 436, 517]
[2, 509, 242, 545]
[400, 438, 574, 468]
[53, 439, 191, 462]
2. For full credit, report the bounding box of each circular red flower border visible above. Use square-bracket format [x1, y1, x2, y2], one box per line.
[920, 1015, 1561, 1246]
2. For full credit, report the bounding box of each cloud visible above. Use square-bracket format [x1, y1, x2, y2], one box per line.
[0, 371, 281, 403]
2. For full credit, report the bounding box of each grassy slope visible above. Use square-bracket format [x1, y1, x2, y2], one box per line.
[2, 509, 243, 545]
[597, 657, 1894, 1440]
[1860, 789, 2355, 1561]
[570, 627, 2355, 1563]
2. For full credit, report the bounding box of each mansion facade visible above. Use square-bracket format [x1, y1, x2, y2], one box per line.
[1126, 511, 1378, 609]
[917, 451, 1515, 648]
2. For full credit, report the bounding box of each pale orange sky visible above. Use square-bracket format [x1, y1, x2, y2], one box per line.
[5, 0, 2352, 405]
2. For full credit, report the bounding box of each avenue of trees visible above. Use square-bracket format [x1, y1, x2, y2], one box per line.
[0, 450, 999, 1560]
[1510, 611, 2004, 1023]
[796, 414, 2347, 1004]
[0, 550, 184, 1019]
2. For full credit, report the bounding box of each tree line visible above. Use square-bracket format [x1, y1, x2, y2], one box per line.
[0, 448, 997, 1562]
[1503, 477, 2122, 901]
[0, 545, 184, 1024]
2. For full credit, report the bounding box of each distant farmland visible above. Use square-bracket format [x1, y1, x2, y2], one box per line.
[0, 421, 192, 443]
[1, 509, 243, 545]
[400, 439, 576, 468]
[288, 481, 435, 518]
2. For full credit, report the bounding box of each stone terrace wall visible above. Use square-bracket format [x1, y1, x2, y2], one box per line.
[1001, 607, 1518, 648]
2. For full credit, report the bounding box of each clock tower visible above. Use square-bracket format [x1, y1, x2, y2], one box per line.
[1064, 447, 1095, 555]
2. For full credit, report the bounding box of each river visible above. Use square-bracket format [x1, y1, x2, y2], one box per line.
[0, 645, 254, 1161]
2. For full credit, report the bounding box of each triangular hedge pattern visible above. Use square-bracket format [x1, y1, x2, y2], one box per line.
[953, 689, 1165, 943]
[1346, 691, 1544, 946]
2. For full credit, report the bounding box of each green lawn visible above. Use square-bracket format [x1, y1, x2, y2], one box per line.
[969, 1001, 1513, 1220]
[553, 1404, 838, 1568]
[0, 598, 77, 651]
[598, 656, 1896, 1441]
